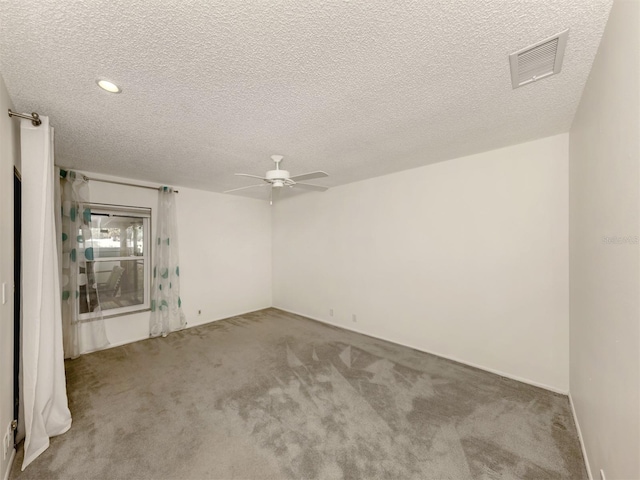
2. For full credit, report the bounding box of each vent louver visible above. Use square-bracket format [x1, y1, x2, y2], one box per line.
[509, 29, 569, 89]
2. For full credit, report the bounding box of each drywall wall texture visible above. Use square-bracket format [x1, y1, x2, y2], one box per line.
[0, 73, 19, 480]
[273, 134, 570, 392]
[569, 1, 640, 478]
[85, 175, 272, 348]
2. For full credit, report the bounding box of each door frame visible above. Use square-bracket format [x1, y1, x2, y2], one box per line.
[13, 167, 21, 443]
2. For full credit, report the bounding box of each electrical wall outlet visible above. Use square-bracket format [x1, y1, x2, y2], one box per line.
[352, 314, 357, 323]
[329, 309, 334, 317]
[198, 310, 201, 315]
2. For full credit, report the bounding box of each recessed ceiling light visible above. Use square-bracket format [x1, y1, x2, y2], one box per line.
[96, 79, 122, 93]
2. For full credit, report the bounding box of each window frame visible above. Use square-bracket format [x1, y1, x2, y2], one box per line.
[77, 203, 152, 320]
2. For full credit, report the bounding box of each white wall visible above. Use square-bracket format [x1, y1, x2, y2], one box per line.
[82, 174, 272, 348]
[0, 73, 19, 479]
[273, 134, 570, 392]
[569, 0, 640, 478]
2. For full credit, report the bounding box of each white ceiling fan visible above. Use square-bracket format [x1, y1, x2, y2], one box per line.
[224, 155, 329, 204]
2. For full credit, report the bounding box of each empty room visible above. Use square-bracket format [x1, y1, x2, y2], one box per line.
[0, 0, 638, 479]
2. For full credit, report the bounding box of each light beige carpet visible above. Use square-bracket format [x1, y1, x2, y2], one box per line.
[10, 308, 587, 479]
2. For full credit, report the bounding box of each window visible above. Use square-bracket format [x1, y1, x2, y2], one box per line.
[78, 204, 151, 319]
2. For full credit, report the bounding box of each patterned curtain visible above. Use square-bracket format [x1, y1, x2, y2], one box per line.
[150, 186, 186, 337]
[58, 169, 109, 358]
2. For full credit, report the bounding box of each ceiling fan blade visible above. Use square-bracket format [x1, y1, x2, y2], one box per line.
[294, 183, 329, 192]
[224, 184, 267, 193]
[289, 171, 329, 182]
[235, 173, 267, 180]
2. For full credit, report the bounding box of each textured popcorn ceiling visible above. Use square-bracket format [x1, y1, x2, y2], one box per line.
[0, 0, 612, 197]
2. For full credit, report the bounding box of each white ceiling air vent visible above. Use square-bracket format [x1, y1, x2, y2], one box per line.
[509, 29, 569, 89]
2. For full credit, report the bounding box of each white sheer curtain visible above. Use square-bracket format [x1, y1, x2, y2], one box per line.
[57, 169, 109, 358]
[150, 186, 186, 337]
[20, 117, 72, 470]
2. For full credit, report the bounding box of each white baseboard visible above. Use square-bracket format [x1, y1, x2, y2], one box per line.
[186, 306, 272, 329]
[96, 306, 272, 352]
[3, 448, 15, 480]
[569, 392, 592, 480]
[99, 335, 149, 351]
[274, 306, 569, 395]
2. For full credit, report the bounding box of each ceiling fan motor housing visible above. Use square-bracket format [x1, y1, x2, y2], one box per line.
[266, 169, 290, 187]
